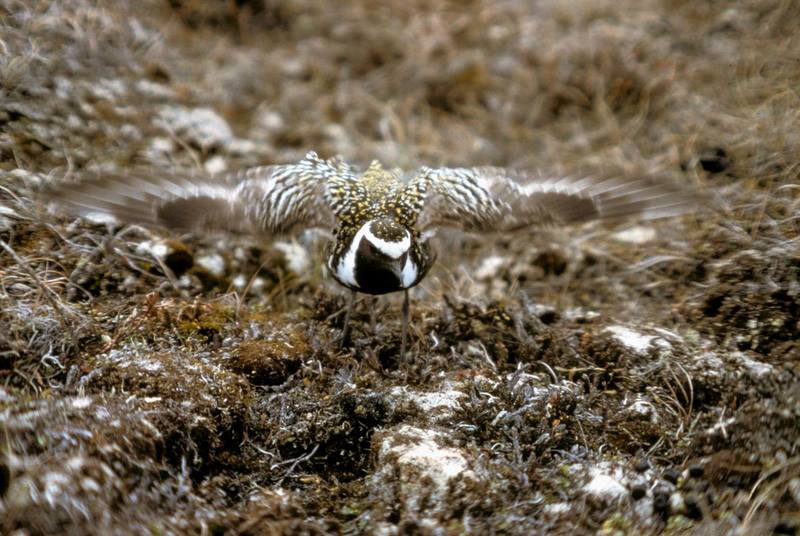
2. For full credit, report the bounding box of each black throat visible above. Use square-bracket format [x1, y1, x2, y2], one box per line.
[353, 238, 404, 295]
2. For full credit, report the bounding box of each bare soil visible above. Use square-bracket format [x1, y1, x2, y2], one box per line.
[1, 0, 798, 534]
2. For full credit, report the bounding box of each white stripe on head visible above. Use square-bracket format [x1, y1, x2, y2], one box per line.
[362, 222, 410, 259]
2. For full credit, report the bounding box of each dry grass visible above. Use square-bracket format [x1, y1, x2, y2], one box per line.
[1, 0, 798, 533]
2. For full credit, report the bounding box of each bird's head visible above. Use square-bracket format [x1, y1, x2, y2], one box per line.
[356, 218, 412, 261]
[332, 217, 421, 295]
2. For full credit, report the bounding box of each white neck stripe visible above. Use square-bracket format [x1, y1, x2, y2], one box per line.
[401, 254, 418, 287]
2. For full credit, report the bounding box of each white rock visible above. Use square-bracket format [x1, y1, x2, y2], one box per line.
[527, 303, 557, 318]
[624, 395, 658, 422]
[475, 255, 508, 280]
[54, 76, 73, 99]
[91, 78, 128, 100]
[256, 110, 285, 134]
[389, 385, 465, 421]
[70, 397, 92, 410]
[81, 477, 102, 493]
[633, 495, 655, 519]
[136, 239, 170, 259]
[613, 226, 657, 245]
[135, 79, 175, 99]
[177, 274, 194, 288]
[787, 477, 800, 505]
[204, 155, 228, 175]
[196, 253, 226, 277]
[733, 351, 774, 379]
[564, 307, 600, 321]
[251, 277, 266, 291]
[374, 425, 475, 513]
[696, 350, 725, 377]
[605, 325, 656, 353]
[669, 492, 686, 513]
[274, 241, 311, 275]
[158, 106, 234, 149]
[0, 386, 15, 403]
[542, 502, 571, 515]
[324, 123, 354, 155]
[227, 138, 258, 155]
[42, 472, 72, 507]
[84, 211, 119, 225]
[9, 168, 44, 186]
[583, 469, 627, 500]
[231, 274, 266, 293]
[147, 136, 175, 156]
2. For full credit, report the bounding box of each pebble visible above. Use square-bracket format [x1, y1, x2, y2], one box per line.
[684, 494, 703, 520]
[698, 147, 730, 174]
[688, 464, 704, 478]
[633, 458, 650, 473]
[630, 484, 646, 501]
[663, 468, 680, 485]
[653, 487, 671, 518]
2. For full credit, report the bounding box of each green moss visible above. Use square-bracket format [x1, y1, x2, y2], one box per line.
[665, 515, 695, 533]
[601, 513, 632, 535]
[175, 301, 236, 341]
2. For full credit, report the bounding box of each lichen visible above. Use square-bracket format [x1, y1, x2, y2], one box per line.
[1, 0, 799, 533]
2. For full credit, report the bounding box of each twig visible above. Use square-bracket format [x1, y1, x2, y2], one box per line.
[234, 257, 272, 322]
[0, 237, 79, 350]
[273, 444, 319, 486]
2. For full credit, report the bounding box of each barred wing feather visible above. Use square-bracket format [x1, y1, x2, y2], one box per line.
[417, 167, 696, 232]
[45, 152, 339, 237]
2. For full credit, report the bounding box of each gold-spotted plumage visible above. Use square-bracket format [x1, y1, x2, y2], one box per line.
[327, 162, 425, 228]
[46, 150, 698, 360]
[325, 159, 430, 270]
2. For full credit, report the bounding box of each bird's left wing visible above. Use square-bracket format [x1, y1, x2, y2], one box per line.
[414, 166, 698, 233]
[45, 152, 343, 237]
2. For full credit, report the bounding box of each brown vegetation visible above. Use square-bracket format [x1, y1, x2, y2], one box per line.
[1, 0, 798, 533]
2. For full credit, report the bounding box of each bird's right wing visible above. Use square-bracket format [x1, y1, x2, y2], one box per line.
[45, 152, 344, 237]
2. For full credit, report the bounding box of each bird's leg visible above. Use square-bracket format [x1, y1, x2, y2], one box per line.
[340, 289, 356, 350]
[369, 296, 377, 334]
[400, 289, 410, 361]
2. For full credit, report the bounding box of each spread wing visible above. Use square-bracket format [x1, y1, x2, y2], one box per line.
[415, 167, 698, 233]
[44, 152, 342, 236]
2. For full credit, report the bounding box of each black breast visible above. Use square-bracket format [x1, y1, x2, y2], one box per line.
[353, 239, 403, 295]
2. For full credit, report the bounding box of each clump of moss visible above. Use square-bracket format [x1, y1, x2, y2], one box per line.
[255, 389, 394, 482]
[227, 335, 308, 386]
[83, 343, 254, 480]
[574, 330, 636, 390]
[3, 0, 800, 532]
[434, 296, 540, 369]
[174, 300, 236, 342]
[696, 252, 800, 356]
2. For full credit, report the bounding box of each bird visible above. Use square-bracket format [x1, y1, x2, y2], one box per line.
[45, 151, 697, 358]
